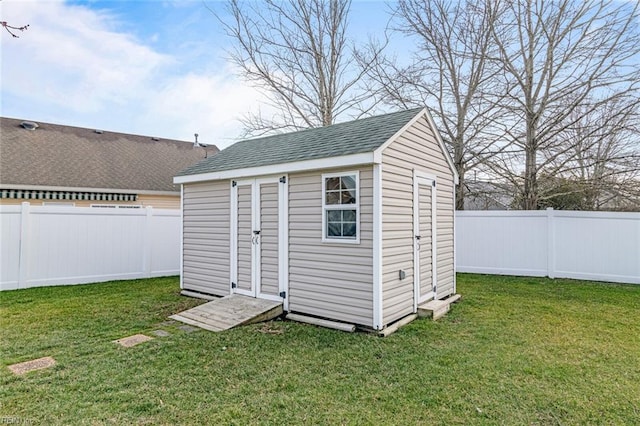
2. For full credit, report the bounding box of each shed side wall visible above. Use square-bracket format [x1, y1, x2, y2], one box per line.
[288, 166, 374, 327]
[182, 180, 230, 296]
[381, 115, 455, 325]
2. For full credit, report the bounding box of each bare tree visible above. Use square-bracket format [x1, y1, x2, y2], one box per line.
[1, 21, 28, 37]
[540, 98, 640, 210]
[367, 0, 502, 210]
[215, 0, 383, 136]
[487, 0, 640, 210]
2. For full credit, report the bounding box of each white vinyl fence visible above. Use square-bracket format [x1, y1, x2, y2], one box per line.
[1, 203, 181, 291]
[456, 209, 640, 284]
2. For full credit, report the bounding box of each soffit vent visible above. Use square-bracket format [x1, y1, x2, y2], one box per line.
[20, 121, 39, 131]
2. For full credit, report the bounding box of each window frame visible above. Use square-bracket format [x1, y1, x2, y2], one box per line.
[321, 170, 360, 244]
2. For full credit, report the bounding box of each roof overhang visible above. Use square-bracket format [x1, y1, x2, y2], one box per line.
[0, 184, 180, 196]
[174, 152, 376, 184]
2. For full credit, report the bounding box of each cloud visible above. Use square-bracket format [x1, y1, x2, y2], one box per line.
[0, 0, 263, 148]
[137, 70, 268, 147]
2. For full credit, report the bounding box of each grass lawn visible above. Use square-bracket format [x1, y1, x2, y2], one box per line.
[1, 274, 639, 425]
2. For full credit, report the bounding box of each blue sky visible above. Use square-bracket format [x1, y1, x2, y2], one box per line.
[1, 0, 395, 149]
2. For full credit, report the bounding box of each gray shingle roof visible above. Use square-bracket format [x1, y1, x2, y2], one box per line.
[178, 108, 423, 177]
[1, 118, 219, 192]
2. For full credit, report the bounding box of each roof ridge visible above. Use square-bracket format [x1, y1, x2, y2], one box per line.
[0, 116, 197, 145]
[233, 107, 425, 147]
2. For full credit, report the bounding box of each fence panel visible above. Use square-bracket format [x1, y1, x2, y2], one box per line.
[0, 203, 181, 291]
[456, 209, 640, 284]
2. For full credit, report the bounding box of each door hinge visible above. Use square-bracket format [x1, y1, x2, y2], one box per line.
[432, 181, 436, 187]
[231, 282, 237, 288]
[279, 291, 286, 299]
[232, 181, 237, 187]
[279, 176, 287, 184]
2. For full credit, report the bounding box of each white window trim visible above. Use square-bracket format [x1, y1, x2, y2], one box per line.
[321, 170, 360, 244]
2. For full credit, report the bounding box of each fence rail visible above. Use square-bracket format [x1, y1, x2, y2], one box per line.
[1, 203, 180, 291]
[455, 209, 640, 284]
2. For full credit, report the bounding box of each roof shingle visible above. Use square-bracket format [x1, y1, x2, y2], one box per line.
[177, 108, 423, 177]
[1, 118, 218, 193]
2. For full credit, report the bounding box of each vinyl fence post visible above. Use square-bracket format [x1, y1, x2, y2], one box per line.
[546, 207, 555, 279]
[18, 202, 30, 289]
[143, 206, 153, 278]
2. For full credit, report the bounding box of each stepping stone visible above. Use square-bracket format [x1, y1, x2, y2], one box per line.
[113, 334, 153, 348]
[177, 325, 198, 333]
[158, 320, 176, 327]
[152, 329, 171, 337]
[8, 356, 56, 375]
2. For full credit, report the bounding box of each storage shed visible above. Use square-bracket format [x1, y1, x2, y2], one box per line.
[174, 108, 459, 331]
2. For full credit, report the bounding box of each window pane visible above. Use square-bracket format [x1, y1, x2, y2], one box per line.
[327, 222, 341, 237]
[343, 222, 356, 237]
[326, 177, 341, 191]
[326, 191, 340, 204]
[341, 189, 356, 204]
[327, 210, 342, 222]
[341, 175, 356, 190]
[343, 209, 356, 222]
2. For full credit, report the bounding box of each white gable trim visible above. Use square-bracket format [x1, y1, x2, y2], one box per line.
[174, 152, 375, 184]
[372, 108, 460, 185]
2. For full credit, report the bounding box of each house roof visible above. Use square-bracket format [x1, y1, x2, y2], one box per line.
[177, 108, 425, 177]
[1, 117, 218, 194]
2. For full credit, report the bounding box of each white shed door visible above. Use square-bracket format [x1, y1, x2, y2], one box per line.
[231, 177, 288, 305]
[413, 172, 437, 307]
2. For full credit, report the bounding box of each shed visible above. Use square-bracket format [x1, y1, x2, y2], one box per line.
[174, 108, 459, 331]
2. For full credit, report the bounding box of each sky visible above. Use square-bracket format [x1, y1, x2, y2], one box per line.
[0, 0, 394, 149]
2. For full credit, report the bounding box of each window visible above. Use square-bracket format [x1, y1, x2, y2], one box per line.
[322, 171, 359, 243]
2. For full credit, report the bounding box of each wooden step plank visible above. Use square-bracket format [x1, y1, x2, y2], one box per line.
[170, 294, 283, 332]
[175, 310, 238, 328]
[417, 294, 460, 320]
[169, 314, 226, 332]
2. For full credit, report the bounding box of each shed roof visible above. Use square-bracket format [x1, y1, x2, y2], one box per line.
[177, 108, 424, 177]
[1, 117, 218, 193]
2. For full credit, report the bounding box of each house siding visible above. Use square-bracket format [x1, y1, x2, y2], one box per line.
[182, 181, 230, 296]
[381, 115, 455, 325]
[259, 182, 280, 297]
[288, 166, 374, 327]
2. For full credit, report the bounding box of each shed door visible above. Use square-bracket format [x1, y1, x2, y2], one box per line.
[231, 177, 288, 306]
[413, 172, 437, 308]
[235, 182, 254, 295]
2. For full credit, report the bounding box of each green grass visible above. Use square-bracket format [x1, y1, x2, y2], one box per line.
[1, 275, 639, 425]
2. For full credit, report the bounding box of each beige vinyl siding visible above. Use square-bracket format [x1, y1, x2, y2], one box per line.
[381, 115, 455, 325]
[182, 180, 230, 296]
[236, 184, 252, 292]
[288, 166, 374, 327]
[418, 182, 434, 297]
[0, 194, 180, 209]
[138, 194, 180, 209]
[259, 183, 280, 297]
